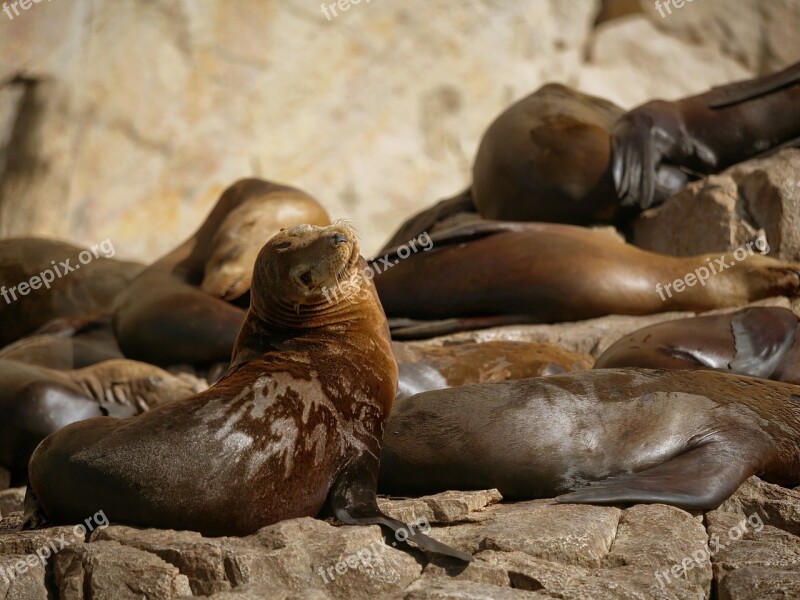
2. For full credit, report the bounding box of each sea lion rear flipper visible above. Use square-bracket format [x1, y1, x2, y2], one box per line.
[707, 62, 800, 109]
[555, 443, 757, 510]
[390, 315, 538, 340]
[21, 484, 49, 530]
[730, 307, 798, 378]
[329, 459, 473, 562]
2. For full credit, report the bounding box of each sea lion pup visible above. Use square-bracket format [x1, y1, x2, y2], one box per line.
[0, 238, 143, 347]
[24, 224, 471, 561]
[614, 60, 800, 210]
[374, 221, 800, 339]
[394, 340, 592, 400]
[471, 84, 687, 226]
[594, 306, 800, 384]
[112, 178, 330, 366]
[0, 358, 203, 479]
[379, 368, 800, 509]
[0, 315, 123, 369]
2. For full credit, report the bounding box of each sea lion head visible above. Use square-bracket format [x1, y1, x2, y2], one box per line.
[251, 222, 365, 322]
[200, 181, 331, 302]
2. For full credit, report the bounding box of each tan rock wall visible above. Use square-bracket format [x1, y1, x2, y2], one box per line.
[0, 0, 797, 261]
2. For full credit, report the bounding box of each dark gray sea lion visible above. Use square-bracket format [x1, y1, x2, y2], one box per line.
[379, 368, 800, 509]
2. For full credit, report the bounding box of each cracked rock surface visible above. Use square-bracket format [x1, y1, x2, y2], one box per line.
[1, 479, 799, 599]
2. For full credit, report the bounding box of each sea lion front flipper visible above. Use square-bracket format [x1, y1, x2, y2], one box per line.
[730, 307, 798, 378]
[555, 443, 758, 510]
[329, 458, 473, 562]
[97, 403, 138, 419]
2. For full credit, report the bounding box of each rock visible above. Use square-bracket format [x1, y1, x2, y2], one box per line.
[95, 517, 422, 600]
[639, 0, 800, 73]
[54, 540, 192, 600]
[404, 577, 553, 599]
[0, 524, 84, 557]
[0, 488, 25, 518]
[178, 584, 330, 600]
[0, 554, 48, 600]
[579, 14, 752, 108]
[633, 149, 800, 261]
[0, 512, 23, 533]
[378, 489, 503, 525]
[716, 567, 800, 600]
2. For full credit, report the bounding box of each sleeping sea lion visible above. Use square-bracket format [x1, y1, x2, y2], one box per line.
[374, 221, 800, 338]
[380, 368, 800, 510]
[112, 178, 330, 366]
[594, 306, 800, 384]
[0, 359, 204, 477]
[394, 340, 592, 400]
[0, 238, 143, 347]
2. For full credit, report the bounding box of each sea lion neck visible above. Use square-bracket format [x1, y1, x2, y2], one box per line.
[153, 179, 294, 277]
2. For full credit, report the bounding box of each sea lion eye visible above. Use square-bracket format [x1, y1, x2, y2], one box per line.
[275, 241, 291, 250]
[300, 271, 313, 285]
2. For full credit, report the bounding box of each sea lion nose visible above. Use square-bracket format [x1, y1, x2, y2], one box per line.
[331, 232, 348, 246]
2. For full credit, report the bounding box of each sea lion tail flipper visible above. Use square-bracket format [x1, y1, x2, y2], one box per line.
[707, 62, 800, 109]
[730, 308, 798, 378]
[555, 443, 757, 510]
[329, 464, 473, 562]
[21, 484, 49, 530]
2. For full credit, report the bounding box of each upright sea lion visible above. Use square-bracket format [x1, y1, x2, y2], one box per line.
[471, 84, 687, 226]
[594, 306, 800, 384]
[24, 224, 470, 561]
[374, 221, 800, 338]
[0, 238, 143, 347]
[394, 340, 592, 400]
[613, 60, 800, 209]
[380, 368, 800, 509]
[0, 358, 204, 478]
[113, 178, 330, 366]
[0, 315, 122, 369]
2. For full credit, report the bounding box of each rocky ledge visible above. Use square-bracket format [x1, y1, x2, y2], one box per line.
[1, 478, 799, 599]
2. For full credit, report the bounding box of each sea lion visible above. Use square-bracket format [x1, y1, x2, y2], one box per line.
[0, 238, 143, 347]
[594, 306, 800, 384]
[112, 178, 330, 366]
[0, 315, 122, 369]
[613, 60, 800, 210]
[0, 358, 204, 477]
[374, 221, 800, 338]
[379, 368, 800, 509]
[24, 224, 470, 561]
[394, 340, 592, 400]
[471, 84, 687, 226]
